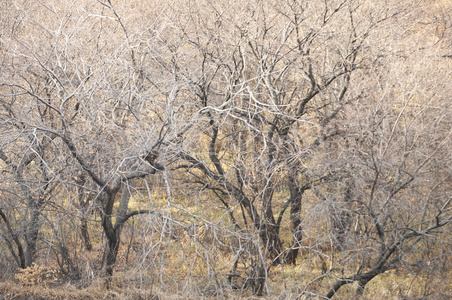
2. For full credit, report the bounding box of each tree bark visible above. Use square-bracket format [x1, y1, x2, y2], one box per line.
[0, 208, 26, 268]
[101, 181, 131, 278]
[286, 171, 306, 265]
[25, 200, 42, 267]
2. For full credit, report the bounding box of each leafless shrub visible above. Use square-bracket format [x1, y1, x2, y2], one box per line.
[0, 0, 450, 299]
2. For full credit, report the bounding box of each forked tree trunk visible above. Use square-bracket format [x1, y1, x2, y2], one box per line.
[101, 183, 131, 280]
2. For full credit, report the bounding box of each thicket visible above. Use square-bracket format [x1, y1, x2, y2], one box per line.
[0, 0, 451, 299]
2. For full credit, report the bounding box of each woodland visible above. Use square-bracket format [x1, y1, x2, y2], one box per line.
[0, 0, 451, 299]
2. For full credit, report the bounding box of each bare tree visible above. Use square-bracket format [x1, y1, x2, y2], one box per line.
[0, 0, 177, 280]
[0, 0, 450, 298]
[168, 0, 398, 262]
[298, 3, 452, 296]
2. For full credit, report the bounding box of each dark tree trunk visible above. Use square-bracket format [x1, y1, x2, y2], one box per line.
[261, 181, 283, 263]
[259, 222, 283, 264]
[101, 232, 120, 278]
[255, 264, 266, 296]
[326, 263, 394, 298]
[25, 202, 42, 267]
[286, 171, 306, 265]
[101, 183, 131, 279]
[80, 219, 92, 251]
[0, 208, 26, 268]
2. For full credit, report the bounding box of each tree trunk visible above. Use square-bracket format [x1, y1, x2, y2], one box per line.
[0, 208, 26, 268]
[76, 174, 92, 251]
[259, 222, 283, 263]
[286, 172, 305, 265]
[101, 182, 131, 279]
[25, 202, 42, 267]
[80, 219, 92, 252]
[261, 181, 283, 263]
[101, 234, 120, 278]
[326, 266, 390, 298]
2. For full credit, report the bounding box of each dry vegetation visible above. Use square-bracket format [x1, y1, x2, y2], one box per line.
[0, 0, 451, 299]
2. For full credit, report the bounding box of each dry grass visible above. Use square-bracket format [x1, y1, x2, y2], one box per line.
[2, 264, 450, 299]
[0, 280, 275, 299]
[0, 278, 173, 300]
